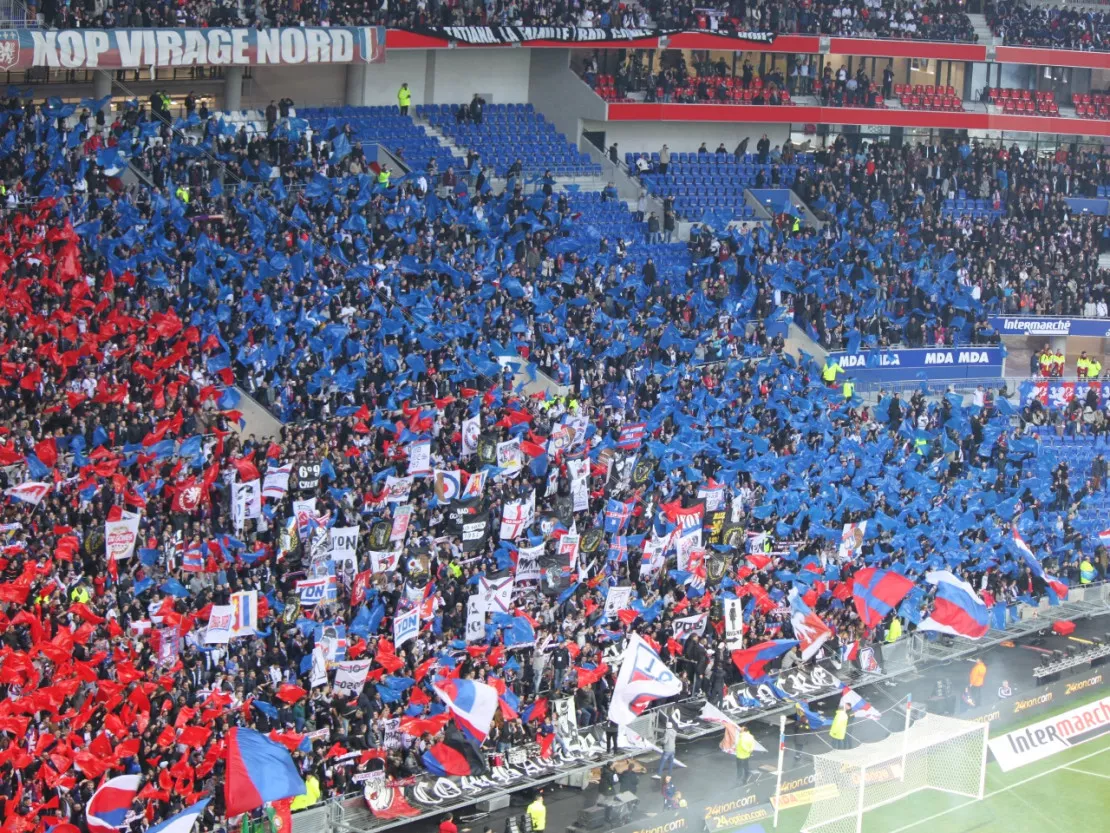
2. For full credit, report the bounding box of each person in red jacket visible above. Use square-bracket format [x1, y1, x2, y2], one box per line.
[439, 814, 458, 833]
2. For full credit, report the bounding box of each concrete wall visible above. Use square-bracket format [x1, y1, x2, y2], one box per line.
[244, 65, 347, 108]
[527, 49, 609, 146]
[336, 49, 533, 108]
[431, 49, 531, 104]
[581, 120, 791, 156]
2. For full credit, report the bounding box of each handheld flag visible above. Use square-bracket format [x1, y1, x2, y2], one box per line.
[432, 678, 499, 742]
[918, 570, 990, 639]
[730, 639, 798, 683]
[224, 727, 307, 816]
[608, 633, 682, 725]
[145, 799, 211, 833]
[851, 567, 914, 628]
[87, 775, 141, 831]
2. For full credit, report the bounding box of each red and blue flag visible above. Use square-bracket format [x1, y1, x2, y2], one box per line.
[851, 567, 914, 627]
[730, 639, 799, 683]
[224, 727, 307, 817]
[617, 422, 646, 449]
[86, 774, 141, 832]
[421, 725, 488, 777]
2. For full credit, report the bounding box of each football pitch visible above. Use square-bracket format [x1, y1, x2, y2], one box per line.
[770, 698, 1110, 833]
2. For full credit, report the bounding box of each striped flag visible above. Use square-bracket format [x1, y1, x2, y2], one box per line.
[617, 423, 646, 449]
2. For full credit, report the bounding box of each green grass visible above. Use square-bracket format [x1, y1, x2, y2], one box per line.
[767, 698, 1110, 833]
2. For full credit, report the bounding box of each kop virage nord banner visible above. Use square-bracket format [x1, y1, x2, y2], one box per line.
[8, 26, 384, 70]
[397, 26, 775, 45]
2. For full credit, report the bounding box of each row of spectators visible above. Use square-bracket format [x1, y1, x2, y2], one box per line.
[34, 0, 1104, 52]
[987, 0, 1110, 51]
[0, 91, 1105, 833]
[630, 137, 1110, 351]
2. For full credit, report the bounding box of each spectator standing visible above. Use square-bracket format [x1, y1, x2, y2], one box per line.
[757, 133, 770, 164]
[469, 93, 486, 125]
[659, 143, 670, 174]
[656, 720, 676, 778]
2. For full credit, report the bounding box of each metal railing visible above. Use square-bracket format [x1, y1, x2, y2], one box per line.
[292, 712, 659, 833]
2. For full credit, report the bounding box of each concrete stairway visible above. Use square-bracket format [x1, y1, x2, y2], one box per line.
[968, 13, 997, 45]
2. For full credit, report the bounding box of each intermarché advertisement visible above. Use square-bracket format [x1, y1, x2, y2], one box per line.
[4, 26, 384, 70]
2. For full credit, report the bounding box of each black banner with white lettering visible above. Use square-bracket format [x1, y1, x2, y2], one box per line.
[398, 26, 776, 46]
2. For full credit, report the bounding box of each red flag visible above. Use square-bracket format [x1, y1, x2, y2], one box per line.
[231, 456, 261, 482]
[33, 438, 57, 468]
[275, 684, 307, 704]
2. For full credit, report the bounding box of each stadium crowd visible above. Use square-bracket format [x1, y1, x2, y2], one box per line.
[629, 136, 1110, 350]
[987, 1, 1110, 51]
[0, 89, 1105, 833]
[41, 0, 1110, 52]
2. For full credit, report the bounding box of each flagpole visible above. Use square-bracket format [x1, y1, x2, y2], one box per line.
[773, 713, 786, 828]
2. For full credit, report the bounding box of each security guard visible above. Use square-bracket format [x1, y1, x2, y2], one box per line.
[69, 578, 91, 604]
[792, 703, 810, 762]
[526, 792, 546, 832]
[885, 614, 902, 644]
[175, 184, 190, 203]
[821, 358, 843, 387]
[1091, 356, 1104, 378]
[290, 771, 321, 810]
[735, 724, 755, 784]
[913, 434, 928, 456]
[1078, 352, 1091, 378]
[397, 82, 411, 115]
[377, 166, 391, 188]
[842, 378, 855, 401]
[969, 658, 987, 706]
[1080, 557, 1097, 584]
[830, 704, 849, 750]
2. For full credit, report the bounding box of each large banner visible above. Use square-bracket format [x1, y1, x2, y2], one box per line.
[825, 347, 1004, 382]
[18, 26, 383, 71]
[1021, 379, 1109, 411]
[988, 316, 1110, 338]
[397, 26, 775, 46]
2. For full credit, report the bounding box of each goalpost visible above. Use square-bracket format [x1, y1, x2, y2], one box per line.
[797, 709, 989, 833]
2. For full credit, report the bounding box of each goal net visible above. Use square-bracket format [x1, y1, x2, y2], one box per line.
[799, 711, 989, 833]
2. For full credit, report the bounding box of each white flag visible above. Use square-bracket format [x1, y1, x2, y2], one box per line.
[204, 605, 233, 644]
[262, 463, 291, 499]
[408, 440, 431, 476]
[567, 459, 589, 512]
[496, 438, 522, 475]
[394, 607, 419, 648]
[609, 633, 682, 726]
[333, 660, 373, 698]
[309, 646, 328, 688]
[105, 511, 141, 561]
[673, 612, 708, 642]
[477, 576, 514, 614]
[604, 586, 634, 618]
[499, 490, 535, 540]
[232, 479, 262, 532]
[466, 595, 486, 642]
[462, 415, 481, 457]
